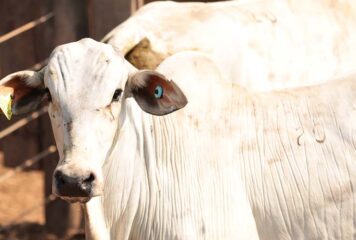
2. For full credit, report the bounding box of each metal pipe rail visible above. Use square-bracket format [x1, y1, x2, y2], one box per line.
[0, 194, 57, 233]
[0, 145, 56, 183]
[0, 107, 49, 140]
[0, 12, 54, 44]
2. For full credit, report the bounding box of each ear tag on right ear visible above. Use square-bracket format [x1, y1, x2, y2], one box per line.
[154, 85, 163, 99]
[0, 86, 14, 120]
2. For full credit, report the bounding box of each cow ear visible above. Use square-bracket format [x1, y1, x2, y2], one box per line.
[0, 69, 48, 120]
[125, 70, 188, 116]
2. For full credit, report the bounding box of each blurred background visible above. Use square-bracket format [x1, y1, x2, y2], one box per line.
[0, 0, 221, 239]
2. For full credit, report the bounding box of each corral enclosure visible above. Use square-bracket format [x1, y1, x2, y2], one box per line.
[0, 0, 178, 239]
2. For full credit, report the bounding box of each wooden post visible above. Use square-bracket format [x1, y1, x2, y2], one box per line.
[87, 0, 131, 40]
[53, 0, 89, 45]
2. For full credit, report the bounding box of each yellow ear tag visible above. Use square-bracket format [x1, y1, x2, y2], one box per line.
[0, 86, 14, 120]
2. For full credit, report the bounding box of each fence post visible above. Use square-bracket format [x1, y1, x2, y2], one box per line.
[87, 0, 131, 40]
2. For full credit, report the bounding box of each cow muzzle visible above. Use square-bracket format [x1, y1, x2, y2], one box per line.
[53, 167, 103, 203]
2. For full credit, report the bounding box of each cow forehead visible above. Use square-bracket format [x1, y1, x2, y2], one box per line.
[45, 38, 128, 110]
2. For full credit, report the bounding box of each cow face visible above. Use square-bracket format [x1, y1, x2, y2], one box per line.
[0, 38, 187, 203]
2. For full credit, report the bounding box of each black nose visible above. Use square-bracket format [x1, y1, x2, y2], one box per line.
[54, 170, 96, 197]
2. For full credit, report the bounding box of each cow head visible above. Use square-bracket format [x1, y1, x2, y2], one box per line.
[0, 38, 187, 203]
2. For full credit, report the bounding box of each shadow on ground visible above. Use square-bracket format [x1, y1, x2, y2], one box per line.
[0, 222, 85, 240]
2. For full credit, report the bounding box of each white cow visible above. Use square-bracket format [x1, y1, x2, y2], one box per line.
[0, 39, 355, 240]
[0, 39, 259, 240]
[104, 0, 356, 91]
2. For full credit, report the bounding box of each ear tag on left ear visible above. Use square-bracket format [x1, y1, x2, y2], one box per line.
[0, 86, 14, 120]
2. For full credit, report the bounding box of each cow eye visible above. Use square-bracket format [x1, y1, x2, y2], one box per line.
[112, 89, 123, 102]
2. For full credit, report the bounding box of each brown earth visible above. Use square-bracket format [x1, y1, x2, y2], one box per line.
[0, 166, 84, 240]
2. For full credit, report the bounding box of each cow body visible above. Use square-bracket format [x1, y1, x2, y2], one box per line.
[58, 45, 355, 239]
[104, 0, 356, 91]
[0, 38, 355, 239]
[156, 52, 356, 240]
[75, 48, 260, 240]
[83, 49, 356, 239]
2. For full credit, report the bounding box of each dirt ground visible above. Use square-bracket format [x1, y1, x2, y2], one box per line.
[0, 166, 84, 240]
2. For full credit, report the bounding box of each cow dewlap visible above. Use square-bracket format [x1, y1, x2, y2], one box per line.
[0, 86, 14, 120]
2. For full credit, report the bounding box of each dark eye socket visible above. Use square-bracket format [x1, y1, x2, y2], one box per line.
[112, 89, 123, 102]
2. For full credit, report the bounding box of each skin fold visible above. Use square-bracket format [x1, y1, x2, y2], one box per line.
[0, 40, 355, 239]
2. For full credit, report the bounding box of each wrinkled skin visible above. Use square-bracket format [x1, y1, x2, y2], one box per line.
[0, 39, 259, 240]
[47, 41, 259, 240]
[1, 38, 356, 239]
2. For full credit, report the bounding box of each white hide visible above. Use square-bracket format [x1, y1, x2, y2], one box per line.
[1, 38, 355, 240]
[158, 52, 356, 240]
[104, 0, 356, 91]
[44, 39, 355, 239]
[43, 40, 260, 240]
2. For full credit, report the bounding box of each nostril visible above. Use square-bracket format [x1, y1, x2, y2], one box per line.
[83, 173, 95, 184]
[54, 170, 65, 186]
[53, 170, 98, 198]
